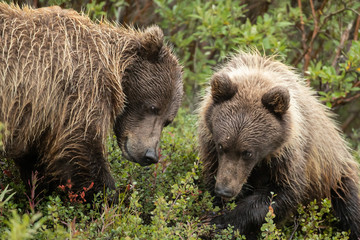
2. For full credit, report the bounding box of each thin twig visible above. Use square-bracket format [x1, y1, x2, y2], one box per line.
[289, 216, 300, 240]
[322, 7, 350, 25]
[294, 0, 323, 82]
[297, 0, 307, 53]
[302, 0, 320, 77]
[331, 22, 353, 68]
[332, 81, 360, 108]
[354, 14, 360, 41]
[333, 92, 360, 108]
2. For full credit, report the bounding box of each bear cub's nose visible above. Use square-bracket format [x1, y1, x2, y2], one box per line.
[215, 186, 234, 198]
[143, 149, 158, 164]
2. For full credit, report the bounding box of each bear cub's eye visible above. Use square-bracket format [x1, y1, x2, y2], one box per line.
[242, 150, 253, 160]
[150, 106, 159, 114]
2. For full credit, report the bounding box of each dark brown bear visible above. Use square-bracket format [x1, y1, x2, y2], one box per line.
[0, 4, 183, 197]
[198, 51, 360, 239]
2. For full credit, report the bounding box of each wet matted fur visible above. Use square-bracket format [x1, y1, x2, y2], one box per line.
[0, 3, 183, 197]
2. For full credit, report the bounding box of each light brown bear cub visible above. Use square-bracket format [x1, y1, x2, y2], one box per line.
[0, 3, 183, 199]
[199, 51, 360, 239]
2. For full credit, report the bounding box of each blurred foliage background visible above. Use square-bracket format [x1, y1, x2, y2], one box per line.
[0, 0, 359, 239]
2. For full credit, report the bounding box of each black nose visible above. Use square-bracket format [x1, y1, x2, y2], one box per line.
[143, 149, 158, 164]
[214, 186, 234, 198]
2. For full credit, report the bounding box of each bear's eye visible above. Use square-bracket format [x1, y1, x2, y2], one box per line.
[241, 150, 253, 160]
[150, 106, 159, 114]
[218, 144, 224, 153]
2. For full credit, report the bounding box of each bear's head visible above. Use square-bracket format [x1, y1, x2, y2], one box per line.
[114, 26, 183, 166]
[207, 71, 290, 198]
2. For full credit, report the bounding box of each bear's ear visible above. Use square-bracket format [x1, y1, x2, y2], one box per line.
[138, 26, 164, 61]
[211, 73, 237, 104]
[261, 86, 290, 116]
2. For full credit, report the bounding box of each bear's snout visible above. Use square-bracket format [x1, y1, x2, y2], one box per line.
[215, 184, 235, 198]
[141, 148, 158, 165]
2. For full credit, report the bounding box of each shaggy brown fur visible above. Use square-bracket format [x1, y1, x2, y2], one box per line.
[198, 51, 360, 239]
[0, 3, 183, 197]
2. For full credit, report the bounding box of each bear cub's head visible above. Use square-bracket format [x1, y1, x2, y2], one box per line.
[207, 71, 290, 199]
[114, 26, 183, 167]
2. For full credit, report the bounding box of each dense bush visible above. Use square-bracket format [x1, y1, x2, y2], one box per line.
[1, 0, 359, 239]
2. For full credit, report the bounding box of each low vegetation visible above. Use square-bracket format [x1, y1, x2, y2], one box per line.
[0, 109, 358, 239]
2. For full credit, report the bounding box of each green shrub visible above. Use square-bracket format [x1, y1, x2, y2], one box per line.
[260, 195, 350, 240]
[154, 0, 294, 107]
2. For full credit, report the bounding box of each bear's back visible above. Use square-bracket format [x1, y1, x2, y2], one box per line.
[0, 3, 129, 158]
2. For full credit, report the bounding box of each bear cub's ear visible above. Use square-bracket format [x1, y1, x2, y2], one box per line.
[211, 72, 237, 104]
[138, 26, 164, 61]
[261, 86, 290, 116]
